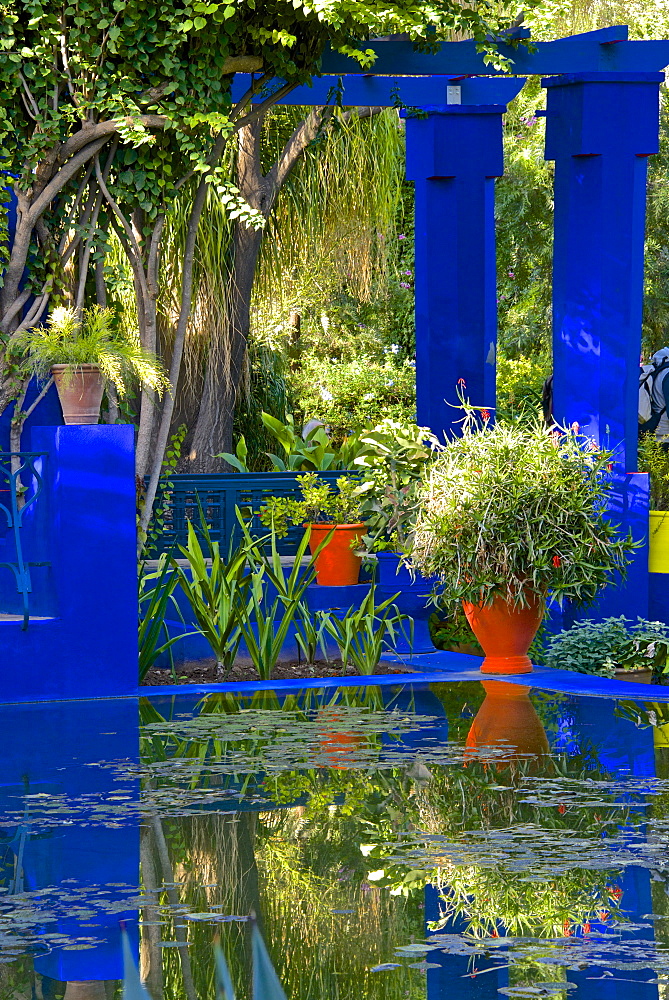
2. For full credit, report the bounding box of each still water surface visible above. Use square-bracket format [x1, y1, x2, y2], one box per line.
[1, 681, 669, 999]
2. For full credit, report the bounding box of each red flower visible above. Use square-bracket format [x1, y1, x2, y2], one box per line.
[457, 377, 466, 386]
[552, 555, 561, 569]
[584, 922, 591, 934]
[610, 886, 623, 901]
[558, 802, 566, 814]
[481, 409, 491, 421]
[598, 910, 609, 922]
[563, 920, 572, 936]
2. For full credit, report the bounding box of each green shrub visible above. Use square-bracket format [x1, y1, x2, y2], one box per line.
[638, 432, 669, 510]
[259, 471, 365, 537]
[496, 353, 551, 422]
[411, 414, 636, 611]
[545, 616, 669, 682]
[292, 356, 415, 441]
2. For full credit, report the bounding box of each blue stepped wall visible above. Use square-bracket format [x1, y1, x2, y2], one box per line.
[0, 425, 138, 702]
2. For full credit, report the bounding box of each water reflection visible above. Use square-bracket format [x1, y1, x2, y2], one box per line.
[0, 684, 668, 999]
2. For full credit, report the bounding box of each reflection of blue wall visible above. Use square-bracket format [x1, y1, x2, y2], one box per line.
[0, 698, 140, 980]
[425, 885, 506, 998]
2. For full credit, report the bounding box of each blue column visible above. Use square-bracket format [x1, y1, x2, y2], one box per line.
[405, 92, 520, 440]
[544, 72, 663, 472]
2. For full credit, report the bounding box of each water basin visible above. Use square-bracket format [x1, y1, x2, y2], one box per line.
[1, 680, 669, 999]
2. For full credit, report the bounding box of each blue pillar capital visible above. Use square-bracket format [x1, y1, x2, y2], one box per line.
[543, 71, 663, 159]
[405, 106, 506, 180]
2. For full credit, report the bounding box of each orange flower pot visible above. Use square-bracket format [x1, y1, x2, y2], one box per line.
[307, 522, 365, 587]
[462, 592, 544, 674]
[465, 681, 549, 762]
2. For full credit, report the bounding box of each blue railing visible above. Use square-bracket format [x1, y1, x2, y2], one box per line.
[0, 452, 48, 629]
[149, 471, 345, 557]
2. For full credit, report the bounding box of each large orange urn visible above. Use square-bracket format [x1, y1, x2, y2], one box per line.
[462, 593, 544, 674]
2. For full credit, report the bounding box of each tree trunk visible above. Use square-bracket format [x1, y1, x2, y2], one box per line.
[187, 222, 264, 471]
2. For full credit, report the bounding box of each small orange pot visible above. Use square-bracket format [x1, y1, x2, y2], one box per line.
[462, 592, 544, 674]
[52, 364, 105, 424]
[307, 522, 365, 587]
[465, 680, 549, 762]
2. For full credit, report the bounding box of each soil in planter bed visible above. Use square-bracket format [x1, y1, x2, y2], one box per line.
[142, 658, 414, 686]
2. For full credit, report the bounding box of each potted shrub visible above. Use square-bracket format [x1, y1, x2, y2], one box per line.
[638, 432, 669, 574]
[410, 415, 637, 674]
[15, 305, 168, 424]
[545, 616, 669, 684]
[260, 472, 366, 586]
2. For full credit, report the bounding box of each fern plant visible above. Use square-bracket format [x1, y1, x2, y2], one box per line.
[14, 305, 169, 396]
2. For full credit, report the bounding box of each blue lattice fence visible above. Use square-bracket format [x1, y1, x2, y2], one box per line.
[149, 471, 348, 557]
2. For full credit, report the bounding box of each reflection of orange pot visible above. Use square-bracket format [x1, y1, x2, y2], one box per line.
[307, 523, 365, 586]
[317, 709, 364, 768]
[462, 593, 544, 674]
[465, 681, 549, 761]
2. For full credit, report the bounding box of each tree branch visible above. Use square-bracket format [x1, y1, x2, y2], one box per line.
[28, 135, 110, 226]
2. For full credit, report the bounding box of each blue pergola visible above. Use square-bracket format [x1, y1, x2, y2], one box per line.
[234, 26, 669, 621]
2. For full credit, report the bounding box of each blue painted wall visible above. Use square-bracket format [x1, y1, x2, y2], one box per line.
[0, 425, 138, 701]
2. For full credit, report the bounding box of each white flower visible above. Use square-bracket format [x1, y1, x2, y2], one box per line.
[320, 388, 334, 402]
[389, 344, 400, 354]
[363, 393, 374, 402]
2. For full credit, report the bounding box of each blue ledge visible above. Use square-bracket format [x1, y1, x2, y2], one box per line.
[381, 649, 669, 701]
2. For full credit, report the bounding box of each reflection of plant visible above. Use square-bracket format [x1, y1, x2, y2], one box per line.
[546, 616, 669, 682]
[259, 471, 364, 537]
[428, 866, 619, 938]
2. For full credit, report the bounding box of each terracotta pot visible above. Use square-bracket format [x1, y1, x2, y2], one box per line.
[52, 364, 105, 425]
[462, 592, 544, 675]
[307, 523, 365, 586]
[465, 680, 549, 762]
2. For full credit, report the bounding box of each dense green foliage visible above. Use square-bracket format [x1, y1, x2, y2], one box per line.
[639, 431, 669, 510]
[545, 616, 669, 681]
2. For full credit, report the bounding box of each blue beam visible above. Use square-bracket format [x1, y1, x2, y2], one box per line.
[231, 74, 525, 108]
[318, 29, 669, 77]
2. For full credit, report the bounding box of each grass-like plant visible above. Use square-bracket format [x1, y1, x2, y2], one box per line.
[411, 414, 637, 611]
[321, 585, 410, 674]
[173, 519, 252, 679]
[138, 553, 192, 681]
[235, 523, 322, 680]
[15, 305, 169, 395]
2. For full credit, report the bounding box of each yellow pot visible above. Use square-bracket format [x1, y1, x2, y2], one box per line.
[649, 510, 669, 574]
